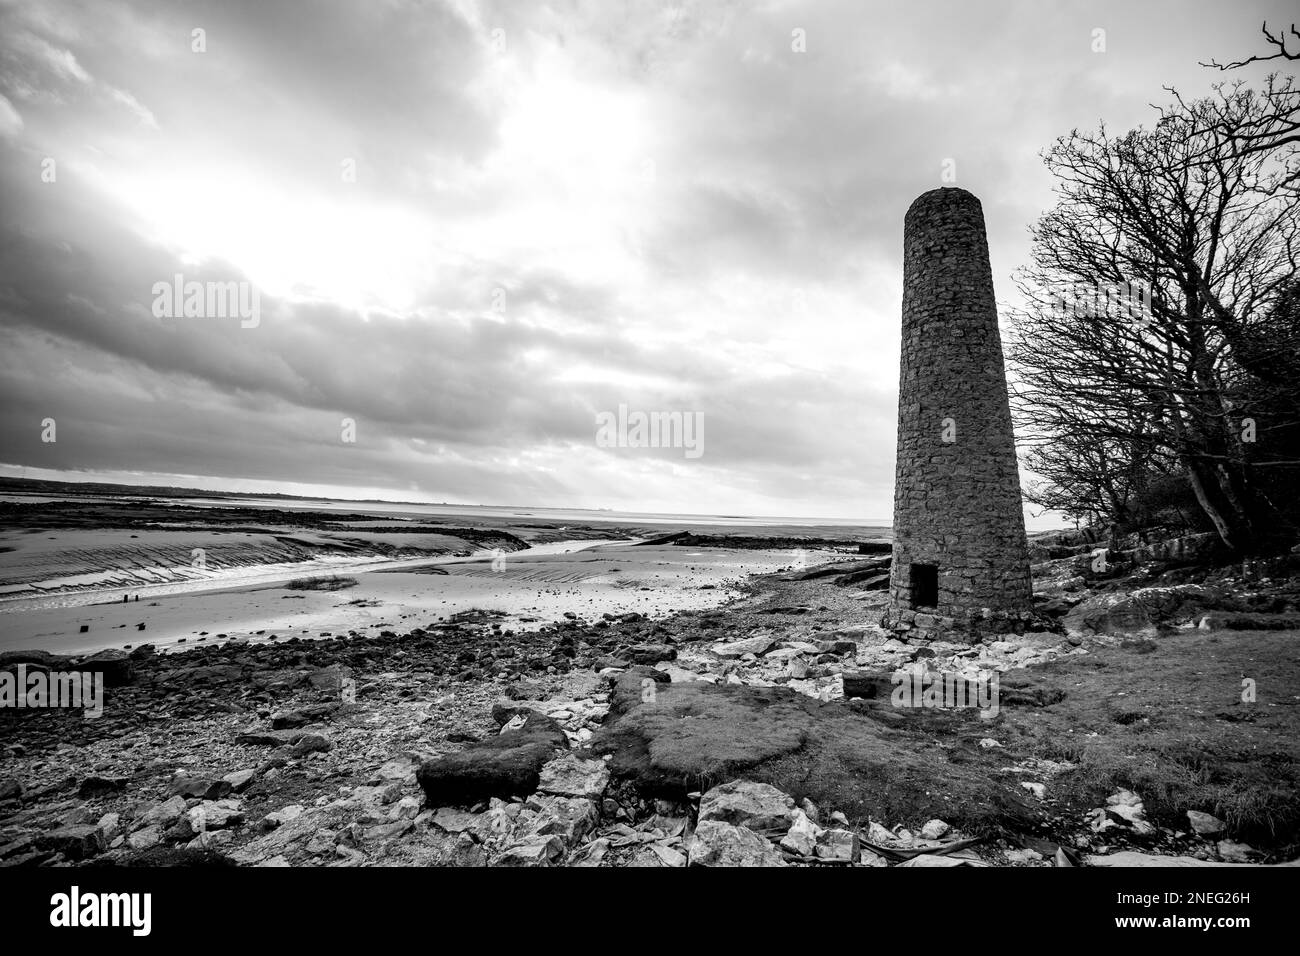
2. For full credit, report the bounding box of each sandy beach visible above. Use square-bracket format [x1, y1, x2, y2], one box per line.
[0, 492, 874, 656]
[0, 539, 835, 656]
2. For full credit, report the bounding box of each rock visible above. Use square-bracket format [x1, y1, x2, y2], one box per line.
[1087, 851, 1242, 867]
[866, 821, 894, 844]
[711, 635, 778, 659]
[188, 799, 244, 831]
[978, 738, 1002, 748]
[920, 819, 950, 840]
[290, 733, 332, 757]
[126, 825, 162, 851]
[373, 755, 420, 783]
[519, 794, 598, 847]
[235, 728, 310, 747]
[0, 649, 68, 670]
[650, 842, 687, 867]
[1105, 789, 1155, 835]
[1063, 584, 1229, 637]
[779, 809, 823, 856]
[222, 769, 257, 793]
[417, 709, 569, 805]
[1186, 810, 1226, 837]
[816, 639, 859, 656]
[305, 663, 353, 693]
[1004, 847, 1043, 864]
[0, 778, 22, 801]
[505, 681, 548, 701]
[172, 777, 233, 800]
[815, 828, 860, 863]
[537, 753, 610, 800]
[1021, 782, 1046, 800]
[494, 836, 565, 867]
[697, 780, 796, 833]
[187, 830, 234, 851]
[841, 671, 894, 700]
[36, 824, 105, 860]
[1217, 840, 1259, 863]
[271, 702, 340, 728]
[76, 648, 135, 686]
[570, 837, 610, 867]
[262, 805, 305, 829]
[429, 807, 480, 834]
[78, 776, 128, 798]
[688, 820, 787, 867]
[141, 795, 188, 828]
[97, 812, 121, 842]
[627, 643, 676, 665]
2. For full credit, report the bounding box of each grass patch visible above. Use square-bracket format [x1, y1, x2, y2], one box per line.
[991, 629, 1300, 851]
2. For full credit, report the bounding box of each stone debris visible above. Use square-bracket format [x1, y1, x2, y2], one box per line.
[688, 819, 787, 867]
[696, 780, 795, 833]
[4, 541, 1295, 871]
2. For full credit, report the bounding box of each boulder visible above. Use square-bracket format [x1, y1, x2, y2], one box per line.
[697, 780, 796, 833]
[815, 828, 860, 863]
[920, 819, 951, 840]
[189, 799, 244, 831]
[141, 795, 188, 828]
[841, 671, 894, 700]
[172, 777, 233, 800]
[1186, 810, 1227, 838]
[0, 649, 68, 670]
[626, 643, 676, 665]
[779, 809, 823, 856]
[222, 769, 257, 793]
[78, 776, 128, 798]
[688, 819, 786, 867]
[711, 635, 778, 659]
[76, 649, 135, 686]
[417, 710, 569, 806]
[126, 825, 162, 851]
[290, 733, 333, 757]
[36, 824, 105, 860]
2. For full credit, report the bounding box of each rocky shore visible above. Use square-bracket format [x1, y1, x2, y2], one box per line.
[3, 535, 1299, 868]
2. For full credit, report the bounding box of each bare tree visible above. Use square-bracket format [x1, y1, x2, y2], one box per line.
[1180, 23, 1300, 197]
[1009, 84, 1300, 553]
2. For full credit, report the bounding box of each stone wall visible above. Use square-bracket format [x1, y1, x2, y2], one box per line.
[886, 187, 1033, 627]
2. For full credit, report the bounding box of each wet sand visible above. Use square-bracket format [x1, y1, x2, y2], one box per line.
[0, 541, 840, 656]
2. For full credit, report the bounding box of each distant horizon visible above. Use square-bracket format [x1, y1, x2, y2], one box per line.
[0, 463, 1075, 532]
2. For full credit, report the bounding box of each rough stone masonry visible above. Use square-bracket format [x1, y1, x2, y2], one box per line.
[885, 187, 1033, 633]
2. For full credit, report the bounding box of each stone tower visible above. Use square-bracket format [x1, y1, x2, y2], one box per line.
[886, 187, 1032, 630]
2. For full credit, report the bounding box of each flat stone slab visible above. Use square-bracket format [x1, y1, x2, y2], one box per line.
[537, 752, 610, 800]
[417, 709, 569, 806]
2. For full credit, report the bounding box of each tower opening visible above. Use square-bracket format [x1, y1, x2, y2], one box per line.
[910, 564, 939, 609]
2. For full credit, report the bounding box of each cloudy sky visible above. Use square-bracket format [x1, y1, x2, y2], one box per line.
[0, 0, 1291, 523]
